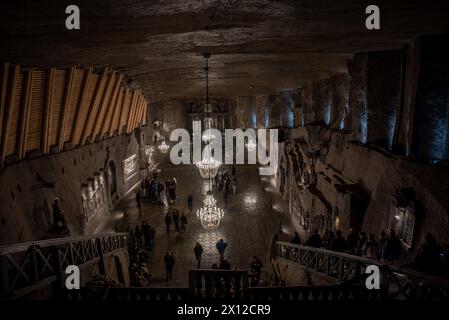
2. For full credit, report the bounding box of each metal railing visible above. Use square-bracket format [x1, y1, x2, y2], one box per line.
[273, 241, 449, 300]
[0, 233, 128, 299]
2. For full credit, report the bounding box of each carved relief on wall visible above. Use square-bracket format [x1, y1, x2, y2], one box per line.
[290, 185, 309, 230]
[388, 188, 416, 248]
[81, 174, 105, 222]
[123, 154, 138, 182]
[286, 139, 316, 189]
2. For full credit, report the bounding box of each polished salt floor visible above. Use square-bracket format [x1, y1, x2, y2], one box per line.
[117, 164, 288, 287]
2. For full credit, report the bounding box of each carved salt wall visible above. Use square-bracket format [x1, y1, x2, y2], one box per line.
[0, 130, 151, 245]
[283, 126, 449, 251]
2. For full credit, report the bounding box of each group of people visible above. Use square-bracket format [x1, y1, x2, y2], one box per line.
[164, 208, 188, 232]
[293, 228, 449, 277]
[127, 221, 157, 286]
[137, 170, 177, 207]
[216, 166, 237, 207]
[249, 256, 263, 286]
[294, 229, 404, 263]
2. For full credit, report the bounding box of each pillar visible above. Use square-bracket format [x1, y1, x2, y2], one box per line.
[330, 73, 350, 130]
[313, 79, 331, 126]
[348, 54, 368, 143]
[366, 50, 403, 151]
[411, 34, 449, 160]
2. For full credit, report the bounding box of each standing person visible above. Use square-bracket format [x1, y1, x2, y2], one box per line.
[134, 225, 143, 245]
[356, 231, 368, 256]
[171, 178, 177, 203]
[305, 229, 323, 248]
[363, 234, 379, 260]
[158, 183, 164, 204]
[194, 242, 203, 268]
[291, 232, 301, 245]
[347, 229, 360, 255]
[232, 179, 237, 196]
[330, 230, 347, 253]
[223, 189, 229, 208]
[135, 190, 141, 210]
[164, 211, 172, 232]
[52, 198, 66, 229]
[378, 230, 387, 260]
[172, 209, 180, 231]
[148, 224, 156, 250]
[216, 239, 228, 261]
[141, 220, 150, 248]
[383, 230, 402, 264]
[187, 194, 193, 213]
[164, 251, 175, 282]
[180, 211, 188, 232]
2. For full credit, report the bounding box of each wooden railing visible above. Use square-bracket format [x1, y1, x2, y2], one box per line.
[273, 241, 449, 300]
[189, 269, 249, 299]
[0, 233, 128, 299]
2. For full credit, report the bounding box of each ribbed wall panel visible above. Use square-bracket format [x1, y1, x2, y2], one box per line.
[26, 70, 46, 152]
[64, 70, 84, 142]
[49, 70, 67, 146]
[6, 74, 23, 156]
[75, 74, 99, 144]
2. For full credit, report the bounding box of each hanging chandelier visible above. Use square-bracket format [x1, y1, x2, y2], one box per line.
[196, 145, 221, 178]
[196, 53, 220, 178]
[246, 138, 257, 151]
[197, 191, 224, 230]
[157, 90, 170, 154]
[158, 140, 169, 153]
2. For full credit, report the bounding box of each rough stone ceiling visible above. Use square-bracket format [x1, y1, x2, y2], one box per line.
[1, 0, 449, 101]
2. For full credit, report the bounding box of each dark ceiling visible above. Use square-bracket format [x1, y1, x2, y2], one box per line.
[1, 0, 449, 101]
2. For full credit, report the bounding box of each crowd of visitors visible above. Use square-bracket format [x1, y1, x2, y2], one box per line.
[164, 208, 188, 232]
[294, 228, 449, 277]
[216, 166, 237, 207]
[137, 170, 178, 206]
[127, 220, 157, 286]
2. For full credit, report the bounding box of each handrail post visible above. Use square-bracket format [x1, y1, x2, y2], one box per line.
[96, 238, 106, 275]
[0, 255, 10, 296]
[51, 245, 64, 298]
[30, 245, 40, 284]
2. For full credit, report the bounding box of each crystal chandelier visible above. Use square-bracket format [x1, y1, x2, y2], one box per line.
[158, 140, 169, 153]
[157, 90, 170, 154]
[197, 191, 224, 230]
[196, 53, 220, 178]
[196, 145, 220, 178]
[246, 138, 257, 151]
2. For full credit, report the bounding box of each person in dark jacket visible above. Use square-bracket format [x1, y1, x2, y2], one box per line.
[330, 230, 347, 253]
[413, 233, 442, 275]
[382, 230, 402, 263]
[216, 239, 228, 261]
[187, 194, 193, 212]
[194, 242, 203, 268]
[347, 229, 360, 254]
[291, 232, 301, 245]
[180, 212, 188, 231]
[164, 251, 175, 281]
[305, 229, 323, 248]
[164, 211, 172, 232]
[172, 209, 180, 231]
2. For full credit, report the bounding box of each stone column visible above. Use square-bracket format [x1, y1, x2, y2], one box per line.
[348, 54, 368, 143]
[302, 82, 314, 126]
[330, 73, 350, 130]
[410, 34, 449, 160]
[312, 79, 331, 126]
[366, 50, 403, 151]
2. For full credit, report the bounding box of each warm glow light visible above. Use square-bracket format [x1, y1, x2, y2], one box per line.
[158, 140, 169, 153]
[196, 145, 220, 178]
[196, 193, 224, 230]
